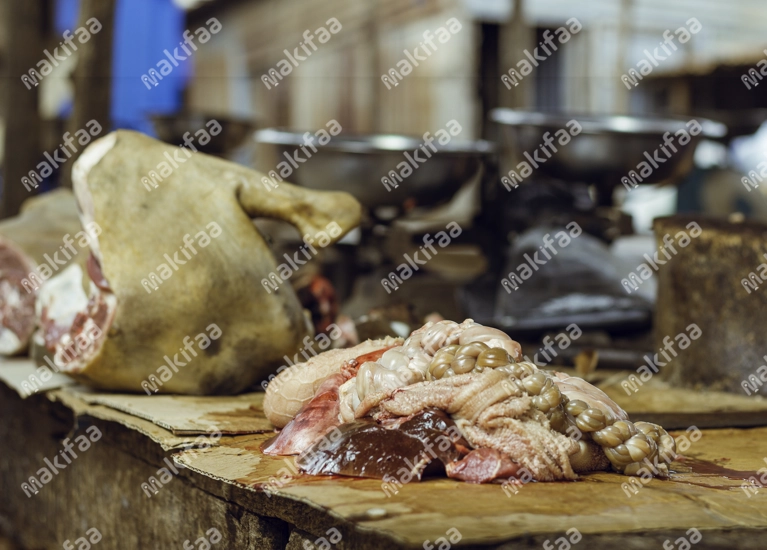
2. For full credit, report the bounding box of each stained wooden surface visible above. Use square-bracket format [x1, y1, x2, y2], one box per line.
[178, 426, 767, 548]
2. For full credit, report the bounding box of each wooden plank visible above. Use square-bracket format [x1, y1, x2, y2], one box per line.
[62, 0, 116, 188]
[1, 0, 43, 219]
[0, 386, 291, 549]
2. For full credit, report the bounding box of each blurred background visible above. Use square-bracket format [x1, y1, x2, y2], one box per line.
[3, 0, 767, 378]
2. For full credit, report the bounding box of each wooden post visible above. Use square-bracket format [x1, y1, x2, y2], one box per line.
[61, 0, 117, 188]
[1, 0, 43, 219]
[654, 216, 767, 394]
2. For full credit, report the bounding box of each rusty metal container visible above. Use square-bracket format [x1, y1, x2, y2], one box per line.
[653, 216, 767, 395]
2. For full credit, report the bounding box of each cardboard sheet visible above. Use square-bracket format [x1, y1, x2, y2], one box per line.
[598, 372, 767, 429]
[68, 388, 272, 435]
[0, 357, 75, 397]
[47, 388, 221, 451]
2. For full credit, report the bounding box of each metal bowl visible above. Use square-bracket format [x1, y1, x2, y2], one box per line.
[490, 109, 726, 189]
[151, 113, 255, 156]
[254, 129, 495, 208]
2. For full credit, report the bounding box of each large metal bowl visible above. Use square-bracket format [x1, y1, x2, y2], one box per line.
[490, 110, 726, 189]
[254, 129, 495, 208]
[151, 113, 255, 156]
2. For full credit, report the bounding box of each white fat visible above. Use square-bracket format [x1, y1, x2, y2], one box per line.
[54, 285, 116, 373]
[36, 264, 89, 327]
[72, 132, 116, 263]
[0, 328, 22, 354]
[101, 285, 118, 310]
[0, 280, 21, 308]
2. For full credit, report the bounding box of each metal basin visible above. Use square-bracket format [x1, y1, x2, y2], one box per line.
[151, 113, 255, 156]
[254, 129, 495, 208]
[490, 110, 726, 188]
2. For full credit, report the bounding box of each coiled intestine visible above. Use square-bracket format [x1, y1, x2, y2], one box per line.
[338, 319, 522, 422]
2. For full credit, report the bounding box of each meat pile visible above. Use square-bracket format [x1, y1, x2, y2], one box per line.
[264, 319, 677, 483]
[0, 190, 87, 356]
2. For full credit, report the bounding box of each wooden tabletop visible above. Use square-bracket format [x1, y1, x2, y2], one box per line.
[2, 375, 767, 549]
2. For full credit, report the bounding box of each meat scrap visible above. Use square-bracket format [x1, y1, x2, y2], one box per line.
[445, 448, 523, 483]
[0, 190, 86, 356]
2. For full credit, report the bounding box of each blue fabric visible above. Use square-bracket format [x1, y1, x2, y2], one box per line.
[55, 0, 187, 135]
[55, 0, 80, 34]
